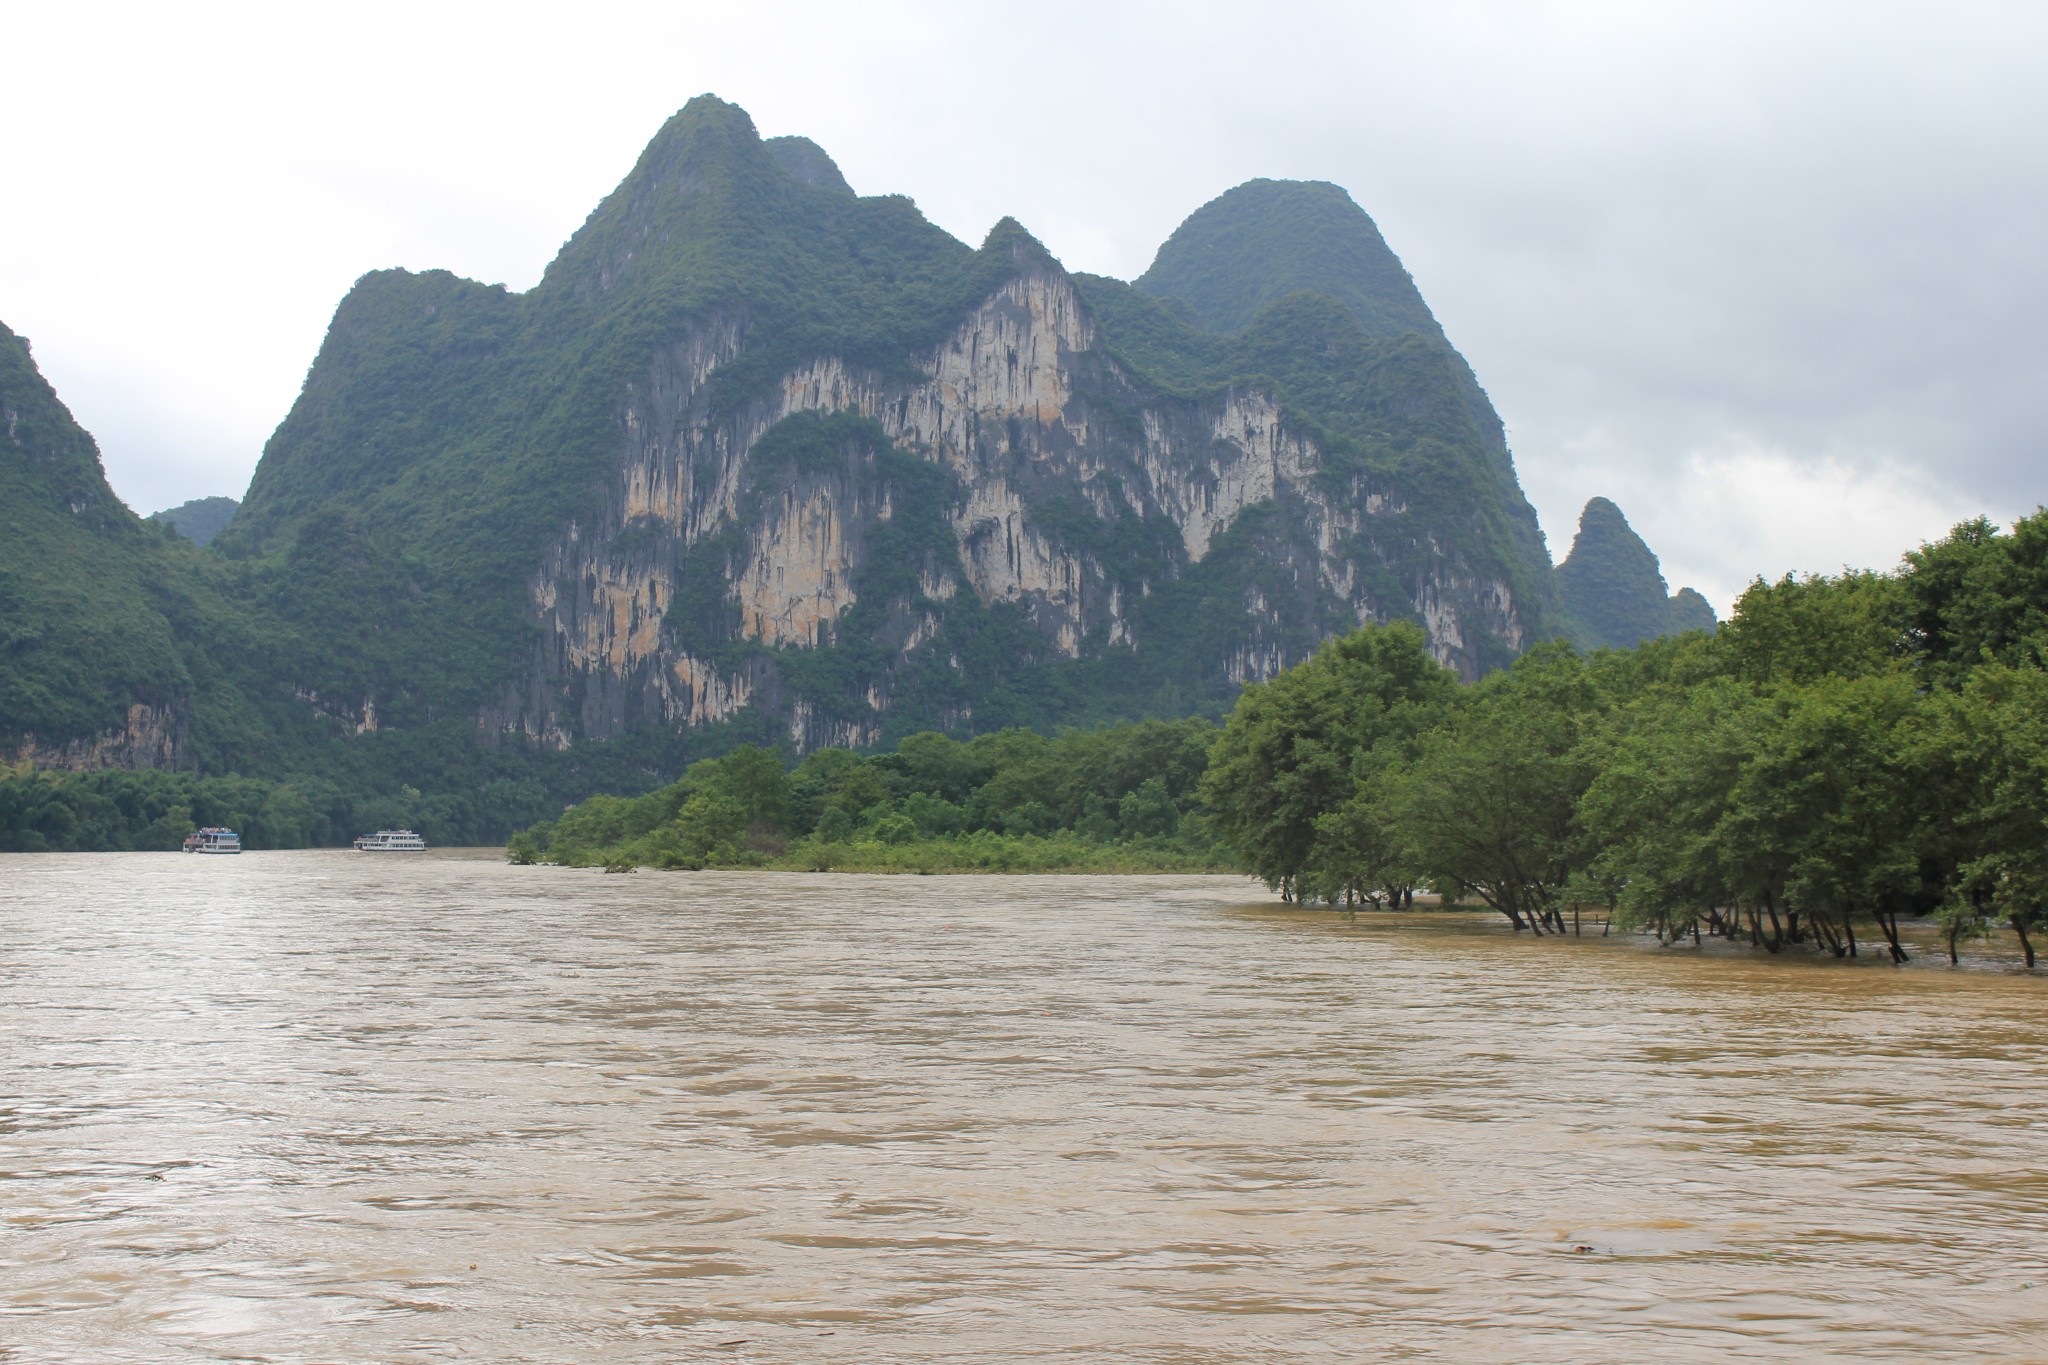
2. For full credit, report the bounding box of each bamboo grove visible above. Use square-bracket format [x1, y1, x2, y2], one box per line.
[1200, 512, 2048, 966]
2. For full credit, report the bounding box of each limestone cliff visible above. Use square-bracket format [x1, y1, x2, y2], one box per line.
[10, 703, 189, 771]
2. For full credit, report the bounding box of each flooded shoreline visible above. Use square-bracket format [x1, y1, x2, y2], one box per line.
[6, 850, 2048, 1360]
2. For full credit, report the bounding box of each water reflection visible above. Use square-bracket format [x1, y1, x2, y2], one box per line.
[3, 851, 2047, 1361]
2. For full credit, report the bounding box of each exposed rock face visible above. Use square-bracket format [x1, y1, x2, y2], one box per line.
[9, 703, 187, 771]
[492, 258, 1535, 748]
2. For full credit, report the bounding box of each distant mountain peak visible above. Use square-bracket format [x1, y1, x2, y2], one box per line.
[980, 216, 1061, 271]
[641, 94, 763, 172]
[149, 495, 239, 547]
[1557, 497, 1716, 648]
[0, 320, 126, 531]
[1135, 178, 1443, 340]
[539, 95, 781, 298]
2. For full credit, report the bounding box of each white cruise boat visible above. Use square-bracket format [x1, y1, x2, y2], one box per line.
[354, 828, 427, 852]
[182, 827, 242, 854]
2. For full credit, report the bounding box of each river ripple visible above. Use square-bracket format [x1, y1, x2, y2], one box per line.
[4, 850, 2048, 1361]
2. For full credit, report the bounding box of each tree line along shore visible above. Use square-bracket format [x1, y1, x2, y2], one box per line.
[10, 509, 2048, 969]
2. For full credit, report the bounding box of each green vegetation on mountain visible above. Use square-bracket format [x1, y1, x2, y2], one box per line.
[1091, 176, 1553, 656]
[1200, 509, 2048, 965]
[0, 320, 243, 757]
[1074, 278, 1547, 671]
[1128, 177, 1525, 489]
[1555, 496, 1717, 648]
[0, 764, 317, 851]
[148, 495, 238, 546]
[0, 321, 687, 845]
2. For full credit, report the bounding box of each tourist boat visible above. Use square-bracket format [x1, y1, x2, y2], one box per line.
[181, 827, 242, 854]
[353, 828, 427, 852]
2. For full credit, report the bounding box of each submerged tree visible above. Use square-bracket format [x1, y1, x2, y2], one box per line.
[1202, 622, 1456, 900]
[1380, 642, 1603, 933]
[1579, 677, 1773, 945]
[1932, 665, 2048, 966]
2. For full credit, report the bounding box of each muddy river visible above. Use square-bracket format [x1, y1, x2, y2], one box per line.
[5, 850, 2047, 1360]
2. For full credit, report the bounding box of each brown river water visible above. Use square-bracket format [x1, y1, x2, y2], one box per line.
[5, 850, 2048, 1362]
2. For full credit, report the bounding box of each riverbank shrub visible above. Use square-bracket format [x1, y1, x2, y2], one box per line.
[510, 718, 1229, 873]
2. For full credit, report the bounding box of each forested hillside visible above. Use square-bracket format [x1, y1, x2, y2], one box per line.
[0, 321, 253, 770]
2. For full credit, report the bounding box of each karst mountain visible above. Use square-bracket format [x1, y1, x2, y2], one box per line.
[1, 95, 1711, 828]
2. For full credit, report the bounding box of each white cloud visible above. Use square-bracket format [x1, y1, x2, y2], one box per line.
[1526, 442, 2002, 615]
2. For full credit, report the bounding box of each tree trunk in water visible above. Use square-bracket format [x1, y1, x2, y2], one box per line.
[1946, 920, 1960, 966]
[1875, 907, 1908, 964]
[2014, 916, 2036, 969]
[1845, 915, 1857, 958]
[1814, 913, 1845, 958]
[1762, 890, 1784, 953]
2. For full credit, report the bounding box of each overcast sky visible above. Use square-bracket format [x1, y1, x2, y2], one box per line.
[5, 0, 2043, 611]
